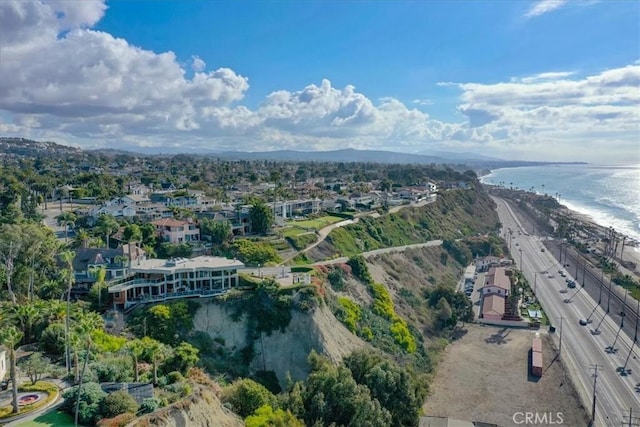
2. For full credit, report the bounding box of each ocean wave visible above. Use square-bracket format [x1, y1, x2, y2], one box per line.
[560, 199, 640, 242]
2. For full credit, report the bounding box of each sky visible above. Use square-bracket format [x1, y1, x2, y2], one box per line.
[0, 0, 639, 163]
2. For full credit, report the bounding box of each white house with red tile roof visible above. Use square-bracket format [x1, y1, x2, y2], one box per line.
[482, 267, 511, 297]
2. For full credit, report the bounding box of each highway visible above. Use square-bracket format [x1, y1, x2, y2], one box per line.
[494, 197, 640, 427]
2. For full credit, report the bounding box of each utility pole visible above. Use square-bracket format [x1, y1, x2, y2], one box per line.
[559, 317, 564, 356]
[598, 270, 603, 304]
[607, 275, 612, 313]
[635, 299, 639, 343]
[621, 289, 628, 328]
[590, 364, 599, 426]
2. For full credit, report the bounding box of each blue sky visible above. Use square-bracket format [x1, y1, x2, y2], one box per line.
[1, 0, 639, 162]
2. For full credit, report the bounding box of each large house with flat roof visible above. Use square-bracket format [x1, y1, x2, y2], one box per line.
[108, 256, 244, 311]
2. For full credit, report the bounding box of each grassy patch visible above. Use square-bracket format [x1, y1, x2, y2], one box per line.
[286, 233, 317, 250]
[16, 411, 75, 427]
[287, 215, 344, 230]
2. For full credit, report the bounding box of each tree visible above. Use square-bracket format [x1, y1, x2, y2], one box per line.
[0, 325, 24, 414]
[297, 352, 392, 427]
[19, 352, 51, 385]
[245, 405, 304, 427]
[249, 199, 274, 235]
[167, 341, 199, 374]
[436, 296, 454, 329]
[62, 382, 107, 426]
[221, 378, 277, 418]
[125, 339, 146, 382]
[59, 250, 75, 376]
[0, 227, 21, 304]
[56, 211, 77, 242]
[122, 224, 142, 243]
[73, 311, 105, 427]
[95, 214, 119, 248]
[101, 390, 139, 419]
[9, 302, 43, 344]
[199, 218, 232, 244]
[88, 266, 107, 312]
[141, 337, 171, 385]
[344, 350, 426, 427]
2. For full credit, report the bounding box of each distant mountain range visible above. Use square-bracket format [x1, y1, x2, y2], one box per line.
[0, 137, 587, 169]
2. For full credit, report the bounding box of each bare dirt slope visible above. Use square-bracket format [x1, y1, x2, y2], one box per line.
[192, 302, 368, 385]
[128, 386, 243, 427]
[423, 324, 589, 427]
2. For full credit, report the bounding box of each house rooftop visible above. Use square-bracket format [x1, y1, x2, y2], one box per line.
[151, 218, 192, 227]
[130, 256, 244, 273]
[485, 267, 511, 291]
[482, 294, 505, 317]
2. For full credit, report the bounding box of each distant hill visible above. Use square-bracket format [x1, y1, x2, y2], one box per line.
[0, 137, 82, 158]
[0, 137, 587, 169]
[210, 148, 450, 164]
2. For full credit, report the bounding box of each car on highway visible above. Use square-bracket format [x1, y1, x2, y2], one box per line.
[541, 248, 545, 252]
[559, 289, 568, 293]
[579, 319, 592, 326]
[567, 280, 576, 288]
[548, 274, 555, 278]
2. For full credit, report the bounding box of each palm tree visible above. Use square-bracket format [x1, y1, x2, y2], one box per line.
[73, 311, 104, 427]
[125, 339, 146, 382]
[56, 211, 77, 242]
[141, 336, 172, 385]
[0, 325, 24, 414]
[59, 250, 75, 376]
[9, 302, 42, 344]
[142, 244, 156, 259]
[95, 214, 119, 248]
[89, 266, 107, 311]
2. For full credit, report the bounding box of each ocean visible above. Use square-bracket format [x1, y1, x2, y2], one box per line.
[480, 164, 640, 243]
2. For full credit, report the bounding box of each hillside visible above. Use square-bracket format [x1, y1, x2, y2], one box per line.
[308, 185, 500, 261]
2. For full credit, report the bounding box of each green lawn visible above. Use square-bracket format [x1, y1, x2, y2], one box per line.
[286, 215, 344, 230]
[17, 410, 76, 427]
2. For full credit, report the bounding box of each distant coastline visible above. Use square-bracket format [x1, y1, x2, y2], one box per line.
[480, 164, 640, 243]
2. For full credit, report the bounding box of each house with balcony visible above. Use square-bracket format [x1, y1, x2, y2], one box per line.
[69, 243, 146, 296]
[108, 256, 245, 310]
[151, 218, 200, 243]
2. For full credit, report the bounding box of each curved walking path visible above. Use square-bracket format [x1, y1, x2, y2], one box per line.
[278, 197, 436, 266]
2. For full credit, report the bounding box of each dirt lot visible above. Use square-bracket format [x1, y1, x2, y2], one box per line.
[423, 324, 589, 427]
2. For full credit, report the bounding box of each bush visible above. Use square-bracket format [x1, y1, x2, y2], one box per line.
[222, 378, 277, 418]
[140, 397, 163, 414]
[62, 382, 107, 426]
[337, 297, 361, 333]
[165, 381, 192, 398]
[101, 390, 139, 419]
[92, 356, 134, 383]
[327, 268, 345, 290]
[40, 322, 66, 355]
[166, 371, 185, 385]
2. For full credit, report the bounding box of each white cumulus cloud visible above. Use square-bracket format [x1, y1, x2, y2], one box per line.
[525, 0, 567, 18]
